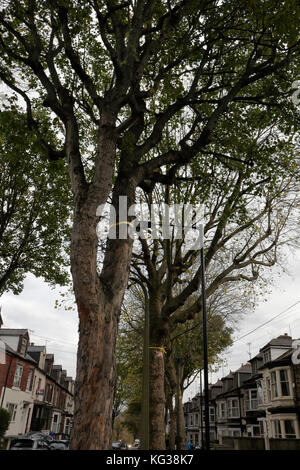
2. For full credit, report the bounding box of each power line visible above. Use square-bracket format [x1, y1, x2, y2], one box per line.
[30, 331, 77, 347]
[232, 300, 300, 344]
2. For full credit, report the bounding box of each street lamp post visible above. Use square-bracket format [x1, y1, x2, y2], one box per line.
[200, 229, 210, 451]
[199, 369, 204, 449]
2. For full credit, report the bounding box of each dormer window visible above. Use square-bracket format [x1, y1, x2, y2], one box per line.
[263, 350, 271, 363]
[19, 337, 27, 356]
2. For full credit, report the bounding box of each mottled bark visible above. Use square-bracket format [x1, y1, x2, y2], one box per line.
[149, 296, 169, 450]
[176, 371, 186, 450]
[68, 120, 136, 448]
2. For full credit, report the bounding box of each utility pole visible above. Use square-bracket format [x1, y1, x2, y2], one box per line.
[140, 283, 150, 450]
[200, 226, 210, 451]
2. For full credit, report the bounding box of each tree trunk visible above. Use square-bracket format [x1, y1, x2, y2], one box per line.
[71, 293, 119, 449]
[69, 165, 136, 448]
[176, 375, 186, 450]
[149, 302, 169, 450]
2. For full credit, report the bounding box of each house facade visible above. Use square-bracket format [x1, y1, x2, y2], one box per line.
[0, 321, 75, 440]
[183, 334, 300, 448]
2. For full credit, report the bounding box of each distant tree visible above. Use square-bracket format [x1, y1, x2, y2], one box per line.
[0, 109, 71, 295]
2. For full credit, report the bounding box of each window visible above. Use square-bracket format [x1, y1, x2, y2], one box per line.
[26, 369, 33, 391]
[280, 370, 290, 396]
[271, 371, 278, 398]
[218, 402, 226, 419]
[52, 414, 60, 433]
[13, 364, 23, 388]
[263, 350, 271, 363]
[45, 383, 53, 402]
[247, 425, 260, 437]
[6, 403, 17, 422]
[273, 420, 282, 438]
[284, 420, 296, 438]
[245, 390, 258, 411]
[266, 377, 271, 402]
[228, 399, 239, 418]
[209, 407, 215, 423]
[259, 420, 265, 436]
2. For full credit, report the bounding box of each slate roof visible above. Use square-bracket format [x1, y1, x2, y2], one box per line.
[260, 334, 292, 351]
[2, 341, 37, 363]
[0, 328, 28, 336]
[27, 345, 46, 352]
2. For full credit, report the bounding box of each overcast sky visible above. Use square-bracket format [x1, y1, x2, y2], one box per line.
[1, 247, 300, 394]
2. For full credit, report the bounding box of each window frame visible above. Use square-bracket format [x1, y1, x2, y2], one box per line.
[6, 403, 18, 423]
[13, 364, 23, 388]
[227, 398, 239, 418]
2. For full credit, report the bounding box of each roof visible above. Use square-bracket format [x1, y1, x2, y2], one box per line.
[2, 341, 37, 363]
[211, 379, 223, 388]
[45, 354, 54, 360]
[52, 364, 62, 370]
[27, 345, 46, 352]
[260, 335, 292, 351]
[249, 352, 263, 363]
[235, 363, 252, 373]
[222, 371, 234, 380]
[0, 328, 28, 336]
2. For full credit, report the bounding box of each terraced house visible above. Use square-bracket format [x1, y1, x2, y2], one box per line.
[184, 334, 300, 449]
[0, 317, 74, 442]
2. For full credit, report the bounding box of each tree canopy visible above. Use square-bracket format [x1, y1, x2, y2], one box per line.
[0, 108, 71, 295]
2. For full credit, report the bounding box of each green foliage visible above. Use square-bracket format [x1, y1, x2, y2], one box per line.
[0, 408, 10, 439]
[0, 109, 72, 295]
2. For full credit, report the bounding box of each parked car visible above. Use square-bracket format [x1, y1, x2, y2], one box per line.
[112, 440, 127, 450]
[24, 431, 53, 443]
[48, 440, 69, 450]
[10, 438, 50, 450]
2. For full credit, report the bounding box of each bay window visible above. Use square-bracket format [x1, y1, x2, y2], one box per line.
[227, 399, 239, 418]
[271, 371, 278, 398]
[279, 370, 290, 396]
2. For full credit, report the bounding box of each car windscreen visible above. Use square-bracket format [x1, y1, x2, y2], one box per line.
[11, 440, 34, 448]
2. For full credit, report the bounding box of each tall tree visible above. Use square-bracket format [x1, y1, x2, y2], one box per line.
[0, 0, 299, 449]
[0, 108, 71, 295]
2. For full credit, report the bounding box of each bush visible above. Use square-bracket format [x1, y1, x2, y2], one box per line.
[0, 408, 10, 439]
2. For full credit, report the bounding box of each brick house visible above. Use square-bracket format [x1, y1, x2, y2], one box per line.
[0, 320, 74, 439]
[0, 329, 36, 437]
